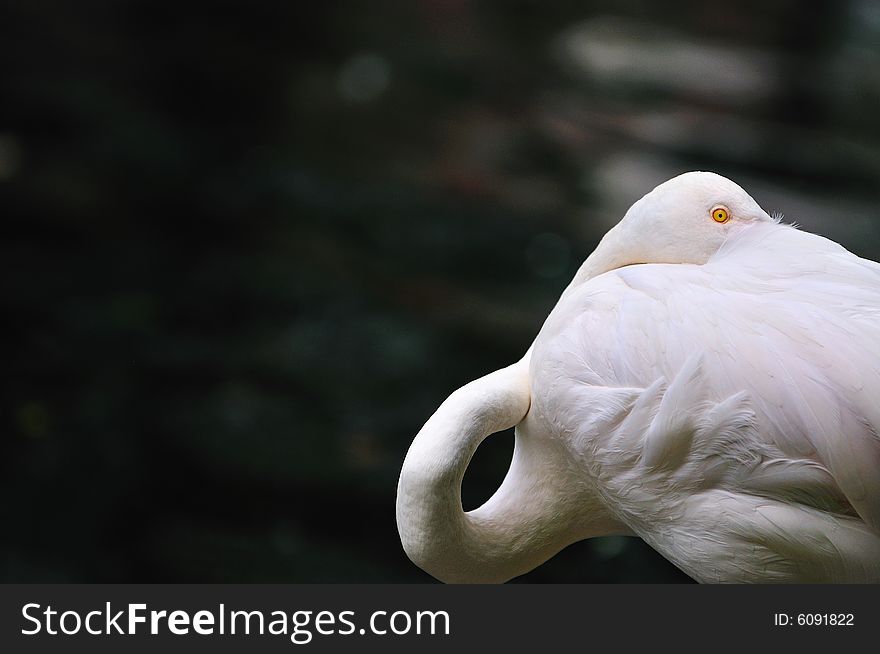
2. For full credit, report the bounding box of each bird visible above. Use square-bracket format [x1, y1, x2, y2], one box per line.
[396, 171, 880, 583]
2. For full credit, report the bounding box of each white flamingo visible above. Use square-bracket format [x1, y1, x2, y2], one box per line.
[396, 171, 880, 583]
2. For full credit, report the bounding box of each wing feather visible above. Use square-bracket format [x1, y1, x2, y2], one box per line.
[536, 221, 880, 532]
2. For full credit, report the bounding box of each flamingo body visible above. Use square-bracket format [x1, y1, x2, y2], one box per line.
[397, 172, 880, 583]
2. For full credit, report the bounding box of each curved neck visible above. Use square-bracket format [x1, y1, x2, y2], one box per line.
[396, 355, 604, 583]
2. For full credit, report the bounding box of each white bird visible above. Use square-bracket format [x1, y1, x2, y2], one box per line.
[396, 171, 880, 583]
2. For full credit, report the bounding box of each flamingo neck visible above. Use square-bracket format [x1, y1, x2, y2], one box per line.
[396, 355, 606, 583]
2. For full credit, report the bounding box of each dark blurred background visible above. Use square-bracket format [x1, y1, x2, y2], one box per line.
[2, 1, 879, 582]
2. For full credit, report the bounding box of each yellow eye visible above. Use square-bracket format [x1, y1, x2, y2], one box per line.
[711, 207, 730, 223]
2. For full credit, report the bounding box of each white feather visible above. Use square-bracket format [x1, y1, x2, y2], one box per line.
[398, 171, 880, 583]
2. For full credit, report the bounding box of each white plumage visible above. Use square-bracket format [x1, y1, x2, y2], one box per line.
[397, 172, 880, 583]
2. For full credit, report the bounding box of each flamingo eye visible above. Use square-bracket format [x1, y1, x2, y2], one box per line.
[711, 206, 730, 223]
